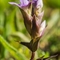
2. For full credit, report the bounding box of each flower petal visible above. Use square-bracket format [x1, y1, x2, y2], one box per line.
[9, 2, 20, 7]
[32, 0, 37, 3]
[19, 0, 29, 7]
[28, 0, 37, 3]
[36, 0, 43, 8]
[40, 20, 46, 36]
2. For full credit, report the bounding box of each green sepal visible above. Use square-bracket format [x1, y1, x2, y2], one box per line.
[20, 39, 39, 52]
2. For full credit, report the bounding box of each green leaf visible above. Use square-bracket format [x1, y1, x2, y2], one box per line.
[0, 35, 28, 60]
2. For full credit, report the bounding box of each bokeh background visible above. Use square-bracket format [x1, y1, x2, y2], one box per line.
[0, 0, 60, 60]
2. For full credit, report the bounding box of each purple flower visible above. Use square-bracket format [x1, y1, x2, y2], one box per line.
[9, 0, 43, 8]
[19, 0, 29, 7]
[31, 0, 43, 8]
[9, 0, 30, 8]
[9, 0, 46, 43]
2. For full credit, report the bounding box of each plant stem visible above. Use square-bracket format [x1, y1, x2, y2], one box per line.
[30, 52, 35, 60]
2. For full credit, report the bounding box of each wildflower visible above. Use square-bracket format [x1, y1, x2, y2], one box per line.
[9, 0, 29, 7]
[9, 0, 46, 52]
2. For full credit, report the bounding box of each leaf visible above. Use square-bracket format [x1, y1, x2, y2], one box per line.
[0, 35, 28, 60]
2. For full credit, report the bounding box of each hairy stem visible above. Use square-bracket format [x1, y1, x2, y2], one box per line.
[30, 52, 35, 60]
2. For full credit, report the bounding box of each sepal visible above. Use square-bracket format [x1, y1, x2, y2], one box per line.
[20, 39, 39, 52]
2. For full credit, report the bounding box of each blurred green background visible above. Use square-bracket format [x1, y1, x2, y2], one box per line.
[0, 0, 60, 60]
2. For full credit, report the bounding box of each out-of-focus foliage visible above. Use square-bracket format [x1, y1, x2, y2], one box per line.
[0, 35, 28, 60]
[43, 0, 60, 8]
[0, 0, 60, 60]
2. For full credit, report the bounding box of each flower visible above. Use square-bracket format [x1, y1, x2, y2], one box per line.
[36, 0, 43, 8]
[9, 0, 29, 8]
[39, 20, 46, 37]
[9, 0, 46, 43]
[9, 0, 46, 52]
[30, 14, 46, 42]
[19, 0, 29, 7]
